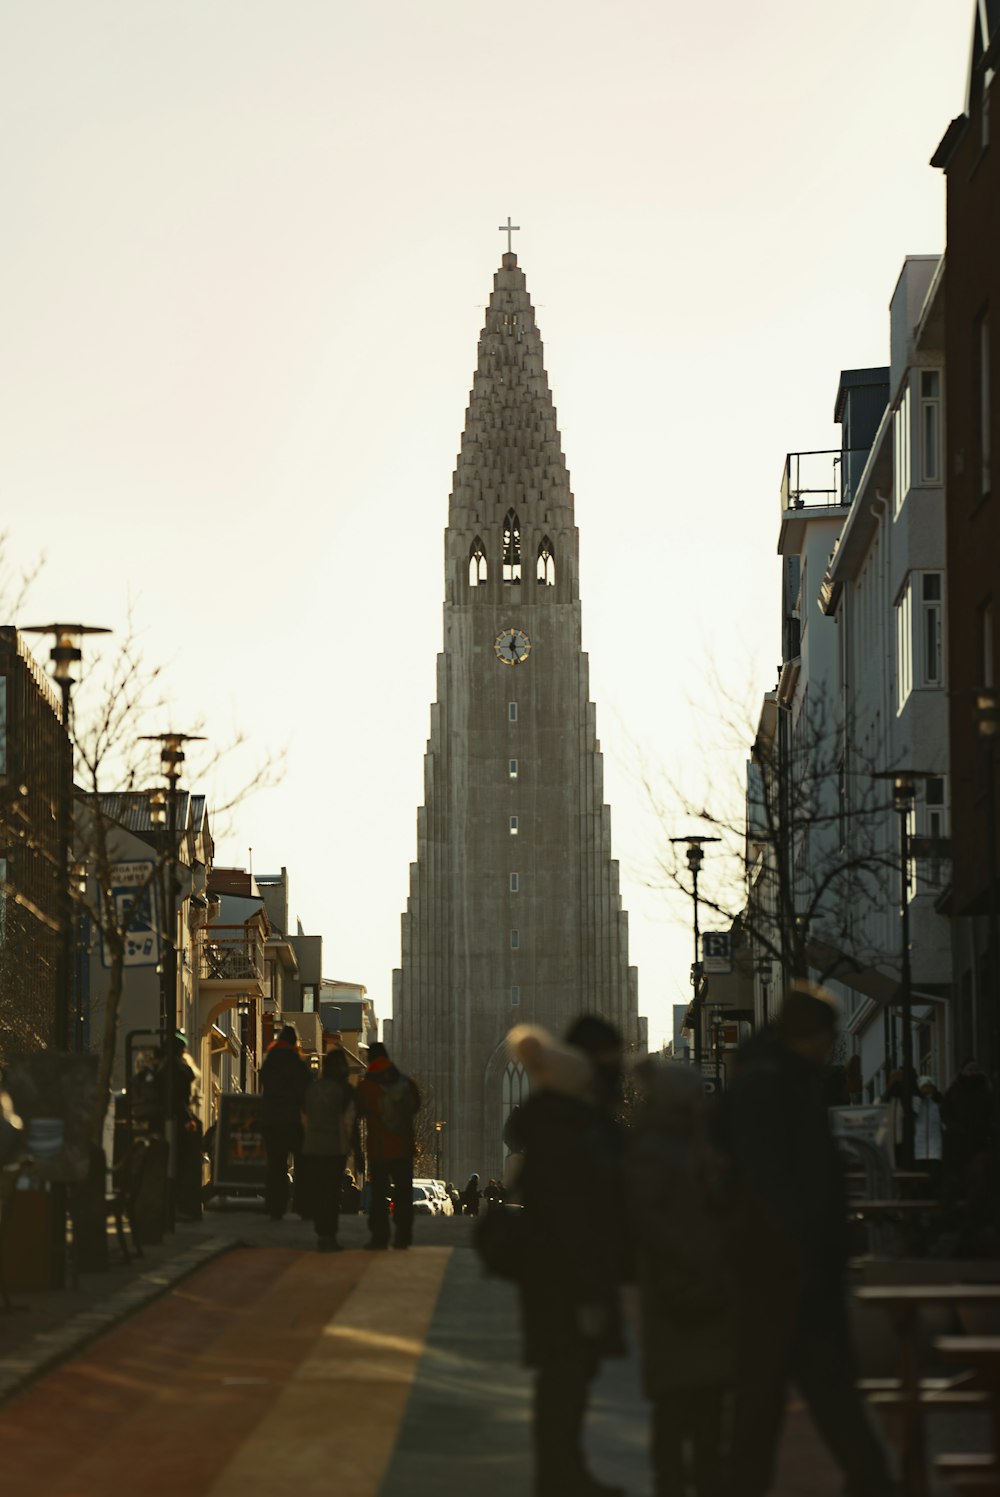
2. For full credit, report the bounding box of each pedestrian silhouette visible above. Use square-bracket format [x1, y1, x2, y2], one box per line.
[717, 981, 896, 1497]
[509, 1016, 628, 1497]
[355, 1040, 421, 1251]
[259, 1024, 310, 1221]
[301, 1048, 359, 1251]
[628, 1058, 734, 1496]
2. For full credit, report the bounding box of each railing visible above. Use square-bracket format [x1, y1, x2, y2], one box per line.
[781, 449, 870, 512]
[198, 925, 265, 983]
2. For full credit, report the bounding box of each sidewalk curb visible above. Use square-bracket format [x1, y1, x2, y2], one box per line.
[0, 1234, 235, 1406]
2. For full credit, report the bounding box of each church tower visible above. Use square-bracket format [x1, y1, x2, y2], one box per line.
[390, 243, 643, 1182]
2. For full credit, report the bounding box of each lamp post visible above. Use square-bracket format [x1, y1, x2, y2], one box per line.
[874, 769, 937, 1170]
[671, 836, 721, 1067]
[975, 690, 1000, 1083]
[433, 1120, 446, 1181]
[23, 623, 110, 1051]
[140, 732, 205, 1226]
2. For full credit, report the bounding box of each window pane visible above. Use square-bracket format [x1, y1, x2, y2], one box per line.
[510, 873, 519, 892]
[510, 985, 520, 1006]
[509, 758, 518, 778]
[510, 929, 519, 949]
[509, 816, 518, 835]
[921, 370, 940, 398]
[922, 574, 941, 601]
[508, 702, 518, 722]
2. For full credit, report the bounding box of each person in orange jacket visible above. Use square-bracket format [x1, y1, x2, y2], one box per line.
[355, 1041, 421, 1250]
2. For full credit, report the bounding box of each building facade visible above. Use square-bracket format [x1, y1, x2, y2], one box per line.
[933, 2, 1000, 1075]
[390, 251, 643, 1181]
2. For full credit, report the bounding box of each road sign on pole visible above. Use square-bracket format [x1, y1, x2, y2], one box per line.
[701, 930, 732, 974]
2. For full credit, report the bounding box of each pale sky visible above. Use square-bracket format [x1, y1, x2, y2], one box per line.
[0, 1, 971, 1048]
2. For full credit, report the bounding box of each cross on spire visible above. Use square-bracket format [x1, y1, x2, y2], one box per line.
[498, 216, 520, 254]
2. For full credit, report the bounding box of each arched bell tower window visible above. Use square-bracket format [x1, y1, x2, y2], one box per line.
[502, 509, 522, 584]
[537, 536, 555, 586]
[501, 1060, 529, 1156]
[469, 536, 488, 587]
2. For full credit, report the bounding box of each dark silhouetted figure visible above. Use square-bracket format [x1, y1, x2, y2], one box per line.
[942, 1059, 997, 1249]
[510, 1015, 628, 1497]
[355, 1040, 420, 1250]
[461, 1172, 482, 1216]
[629, 1059, 734, 1496]
[718, 982, 896, 1497]
[301, 1048, 359, 1251]
[259, 1024, 310, 1221]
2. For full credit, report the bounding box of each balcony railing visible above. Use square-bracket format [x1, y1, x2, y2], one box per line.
[198, 925, 264, 984]
[781, 450, 870, 512]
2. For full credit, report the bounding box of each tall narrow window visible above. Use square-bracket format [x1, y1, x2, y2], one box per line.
[468, 536, 488, 587]
[893, 385, 912, 512]
[501, 1060, 529, 1151]
[509, 815, 519, 836]
[921, 573, 943, 686]
[510, 929, 520, 949]
[978, 313, 991, 496]
[502, 509, 522, 583]
[920, 371, 942, 483]
[509, 872, 519, 892]
[508, 757, 518, 779]
[509, 702, 518, 722]
[896, 580, 913, 710]
[924, 775, 948, 889]
[536, 536, 555, 586]
[510, 985, 521, 1006]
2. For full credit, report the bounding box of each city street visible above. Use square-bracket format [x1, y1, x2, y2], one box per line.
[0, 1209, 847, 1497]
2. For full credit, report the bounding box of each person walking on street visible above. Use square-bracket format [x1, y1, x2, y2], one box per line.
[259, 1024, 310, 1221]
[508, 1015, 629, 1497]
[942, 1059, 997, 1248]
[628, 1059, 735, 1497]
[717, 981, 896, 1497]
[301, 1048, 359, 1251]
[355, 1041, 420, 1251]
[461, 1173, 482, 1216]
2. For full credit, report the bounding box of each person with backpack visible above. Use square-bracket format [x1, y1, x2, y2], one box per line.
[356, 1041, 421, 1251]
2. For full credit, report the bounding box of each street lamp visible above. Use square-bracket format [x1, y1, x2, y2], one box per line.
[23, 623, 110, 1050]
[975, 690, 1000, 1083]
[874, 769, 937, 1170]
[140, 731, 205, 1225]
[433, 1120, 446, 1181]
[670, 835, 721, 1067]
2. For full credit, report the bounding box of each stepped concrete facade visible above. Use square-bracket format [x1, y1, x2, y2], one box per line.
[388, 251, 643, 1182]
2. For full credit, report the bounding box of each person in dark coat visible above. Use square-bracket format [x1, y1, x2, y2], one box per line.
[717, 982, 896, 1497]
[355, 1040, 421, 1250]
[509, 1016, 628, 1497]
[301, 1048, 359, 1251]
[628, 1059, 735, 1497]
[259, 1024, 311, 1221]
[942, 1059, 997, 1247]
[461, 1173, 482, 1216]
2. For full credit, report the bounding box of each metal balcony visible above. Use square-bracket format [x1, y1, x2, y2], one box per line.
[781, 450, 869, 512]
[198, 925, 265, 988]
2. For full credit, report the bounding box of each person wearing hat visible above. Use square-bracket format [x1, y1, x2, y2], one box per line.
[717, 981, 896, 1497]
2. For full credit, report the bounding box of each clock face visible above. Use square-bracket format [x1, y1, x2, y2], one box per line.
[494, 627, 531, 665]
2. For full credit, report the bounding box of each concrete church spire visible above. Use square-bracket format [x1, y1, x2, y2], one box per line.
[388, 245, 644, 1184]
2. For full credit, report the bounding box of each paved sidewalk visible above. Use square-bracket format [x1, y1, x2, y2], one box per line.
[0, 1204, 860, 1496]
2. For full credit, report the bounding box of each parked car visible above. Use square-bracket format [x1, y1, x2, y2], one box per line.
[412, 1184, 437, 1216]
[413, 1177, 444, 1214]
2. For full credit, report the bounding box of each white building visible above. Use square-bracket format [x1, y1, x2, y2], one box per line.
[821, 256, 952, 1094]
